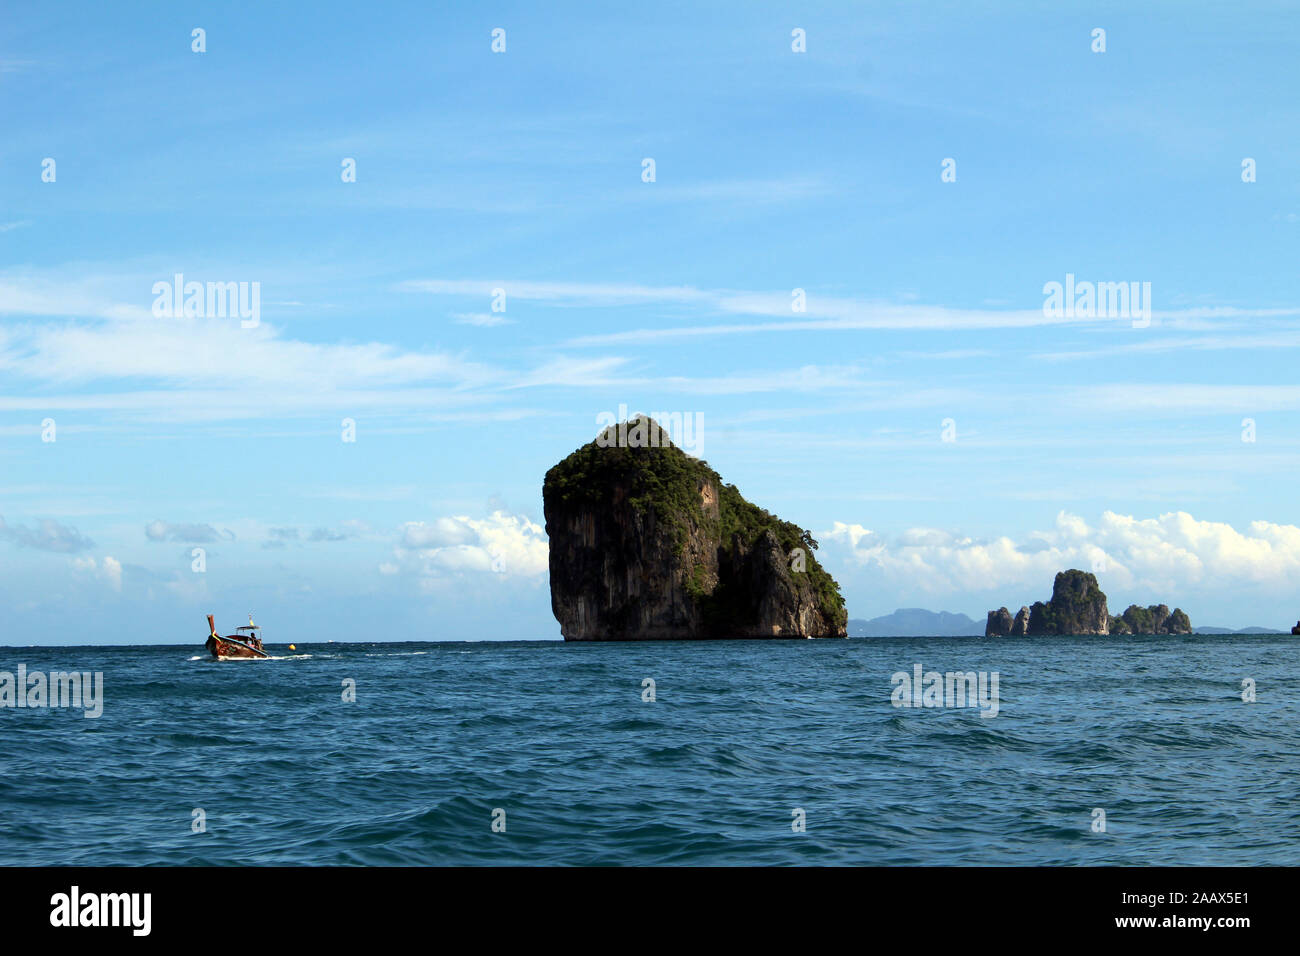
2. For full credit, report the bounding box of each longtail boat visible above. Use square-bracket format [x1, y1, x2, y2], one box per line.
[205, 613, 269, 659]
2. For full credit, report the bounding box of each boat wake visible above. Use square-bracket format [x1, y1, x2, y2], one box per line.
[189, 652, 315, 662]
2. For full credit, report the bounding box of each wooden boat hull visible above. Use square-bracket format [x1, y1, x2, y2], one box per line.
[206, 635, 269, 660]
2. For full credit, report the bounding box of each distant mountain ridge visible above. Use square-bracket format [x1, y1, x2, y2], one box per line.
[848, 609, 984, 637]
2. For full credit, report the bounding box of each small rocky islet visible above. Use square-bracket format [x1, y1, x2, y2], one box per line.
[543, 417, 847, 640]
[985, 569, 1192, 637]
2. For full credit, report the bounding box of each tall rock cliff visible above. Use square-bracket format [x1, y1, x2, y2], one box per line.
[543, 417, 847, 640]
[1028, 570, 1109, 635]
[986, 607, 1013, 636]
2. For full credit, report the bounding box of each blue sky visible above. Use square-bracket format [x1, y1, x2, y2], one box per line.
[2, 1, 1299, 643]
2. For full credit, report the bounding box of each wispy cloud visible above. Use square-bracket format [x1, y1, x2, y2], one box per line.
[0, 514, 95, 553]
[0, 272, 151, 320]
[145, 520, 228, 544]
[1064, 384, 1300, 414]
[452, 312, 514, 327]
[404, 277, 1300, 344]
[400, 278, 712, 306]
[1038, 329, 1300, 362]
[628, 177, 830, 204]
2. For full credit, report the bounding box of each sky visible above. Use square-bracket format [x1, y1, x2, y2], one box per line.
[2, 1, 1299, 643]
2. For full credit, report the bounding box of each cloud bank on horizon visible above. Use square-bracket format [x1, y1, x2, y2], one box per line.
[824, 511, 1300, 613]
[2, 2, 1298, 640]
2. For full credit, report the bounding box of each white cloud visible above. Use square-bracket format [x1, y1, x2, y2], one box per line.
[0, 272, 151, 321]
[395, 511, 548, 582]
[72, 555, 123, 592]
[0, 278, 538, 420]
[103, 556, 123, 592]
[4, 314, 494, 390]
[400, 517, 479, 549]
[824, 510, 1300, 598]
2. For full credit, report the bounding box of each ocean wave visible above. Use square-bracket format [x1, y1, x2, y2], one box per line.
[5, 635, 1298, 865]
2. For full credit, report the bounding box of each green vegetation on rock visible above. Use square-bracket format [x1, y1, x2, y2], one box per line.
[1108, 604, 1193, 635]
[543, 416, 846, 634]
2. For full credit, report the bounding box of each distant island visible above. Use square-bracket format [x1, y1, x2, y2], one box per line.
[985, 569, 1192, 636]
[849, 609, 984, 637]
[543, 417, 847, 640]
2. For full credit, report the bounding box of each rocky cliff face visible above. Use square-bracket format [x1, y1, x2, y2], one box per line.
[1011, 606, 1031, 636]
[543, 417, 847, 640]
[986, 607, 1013, 636]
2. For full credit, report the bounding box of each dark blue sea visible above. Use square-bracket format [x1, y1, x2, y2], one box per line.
[2, 636, 1297, 865]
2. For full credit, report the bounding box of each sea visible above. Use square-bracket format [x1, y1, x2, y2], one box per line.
[1, 635, 1297, 866]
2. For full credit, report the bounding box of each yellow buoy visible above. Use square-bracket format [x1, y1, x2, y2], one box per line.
[289, 644, 296, 651]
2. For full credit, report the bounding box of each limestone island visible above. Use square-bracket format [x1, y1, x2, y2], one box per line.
[543, 416, 847, 640]
[985, 569, 1192, 636]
